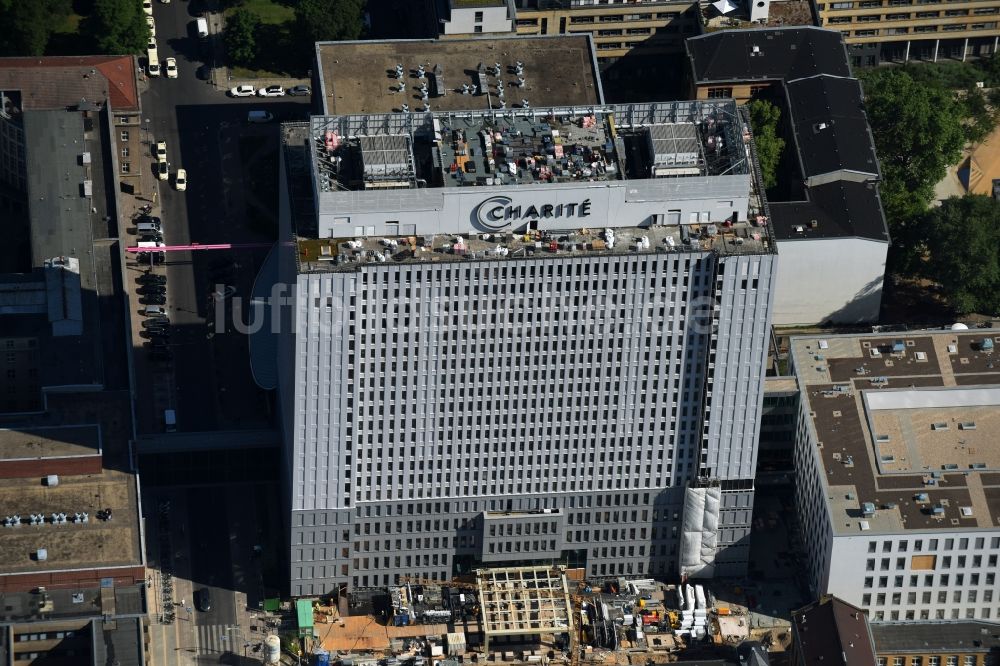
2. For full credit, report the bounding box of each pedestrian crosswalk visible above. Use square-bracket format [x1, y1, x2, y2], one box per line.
[196, 623, 238, 656]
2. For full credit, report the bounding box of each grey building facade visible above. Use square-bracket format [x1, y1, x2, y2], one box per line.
[276, 101, 776, 596]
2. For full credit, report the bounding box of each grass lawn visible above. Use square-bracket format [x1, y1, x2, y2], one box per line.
[225, 1, 308, 78]
[228, 0, 295, 25]
[46, 10, 92, 56]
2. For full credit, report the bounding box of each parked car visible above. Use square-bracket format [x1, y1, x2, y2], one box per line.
[165, 57, 177, 79]
[155, 140, 167, 161]
[142, 0, 153, 15]
[157, 160, 169, 181]
[196, 588, 212, 612]
[147, 36, 157, 50]
[229, 84, 255, 97]
[257, 85, 285, 97]
[174, 168, 187, 191]
[287, 84, 311, 97]
[138, 274, 166, 285]
[149, 349, 173, 362]
[141, 294, 166, 305]
[142, 319, 169, 329]
[146, 15, 156, 36]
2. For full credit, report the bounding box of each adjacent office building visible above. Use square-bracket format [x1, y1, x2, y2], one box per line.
[790, 331, 1000, 623]
[272, 38, 777, 596]
[511, 0, 703, 63]
[0, 56, 147, 664]
[814, 0, 1000, 65]
[687, 28, 889, 326]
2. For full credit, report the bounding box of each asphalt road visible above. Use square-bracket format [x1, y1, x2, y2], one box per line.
[139, 0, 308, 433]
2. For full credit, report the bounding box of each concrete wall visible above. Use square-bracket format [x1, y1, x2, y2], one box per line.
[442, 2, 514, 35]
[316, 174, 753, 238]
[772, 237, 887, 326]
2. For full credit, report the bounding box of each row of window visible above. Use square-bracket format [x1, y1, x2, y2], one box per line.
[829, 7, 997, 20]
[878, 657, 978, 666]
[822, 0, 985, 7]
[865, 571, 997, 588]
[868, 536, 1000, 552]
[864, 587, 994, 605]
[846, 23, 996, 34]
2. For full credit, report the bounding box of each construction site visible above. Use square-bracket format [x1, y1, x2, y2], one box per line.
[291, 566, 785, 666]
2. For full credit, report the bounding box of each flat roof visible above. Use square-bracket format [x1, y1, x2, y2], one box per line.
[315, 35, 602, 115]
[0, 425, 101, 461]
[311, 100, 749, 193]
[0, 467, 140, 574]
[686, 27, 852, 85]
[769, 181, 888, 242]
[791, 331, 1000, 534]
[0, 391, 141, 577]
[298, 218, 771, 273]
[16, 109, 106, 389]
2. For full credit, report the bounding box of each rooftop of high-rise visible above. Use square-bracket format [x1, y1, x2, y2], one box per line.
[791, 330, 1000, 535]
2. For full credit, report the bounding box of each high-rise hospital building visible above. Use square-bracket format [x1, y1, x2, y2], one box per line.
[268, 37, 776, 596]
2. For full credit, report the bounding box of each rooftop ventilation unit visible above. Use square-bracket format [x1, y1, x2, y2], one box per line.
[751, 45, 762, 55]
[932, 422, 949, 431]
[961, 506, 974, 517]
[959, 422, 977, 430]
[36, 548, 47, 561]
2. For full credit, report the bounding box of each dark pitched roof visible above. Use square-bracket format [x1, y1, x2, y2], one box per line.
[785, 75, 879, 181]
[792, 596, 877, 666]
[0, 55, 139, 112]
[871, 621, 1000, 654]
[686, 27, 851, 85]
[769, 180, 888, 242]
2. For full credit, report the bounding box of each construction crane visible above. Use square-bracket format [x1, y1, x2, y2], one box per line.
[125, 242, 276, 253]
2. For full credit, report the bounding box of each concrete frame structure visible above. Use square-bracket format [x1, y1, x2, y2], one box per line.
[476, 566, 573, 651]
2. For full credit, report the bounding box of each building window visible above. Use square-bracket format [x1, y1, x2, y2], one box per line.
[749, 85, 767, 96]
[474, 25, 483, 32]
[121, 146, 129, 158]
[474, 10, 483, 21]
[707, 87, 732, 98]
[120, 130, 129, 141]
[121, 161, 131, 174]
[893, 658, 904, 666]
[831, 1, 853, 7]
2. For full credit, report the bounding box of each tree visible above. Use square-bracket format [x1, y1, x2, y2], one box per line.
[85, 0, 149, 55]
[859, 68, 966, 226]
[294, 0, 364, 45]
[0, 0, 71, 56]
[746, 99, 785, 190]
[225, 8, 262, 68]
[917, 195, 1000, 314]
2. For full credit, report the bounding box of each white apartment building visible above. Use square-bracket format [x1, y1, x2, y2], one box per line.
[791, 331, 1000, 623]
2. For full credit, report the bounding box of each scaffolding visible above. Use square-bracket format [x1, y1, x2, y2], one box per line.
[475, 565, 574, 653]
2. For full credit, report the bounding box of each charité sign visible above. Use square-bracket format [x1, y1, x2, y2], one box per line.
[474, 195, 592, 231]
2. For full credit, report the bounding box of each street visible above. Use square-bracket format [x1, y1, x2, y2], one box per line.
[133, 0, 309, 434]
[133, 3, 304, 663]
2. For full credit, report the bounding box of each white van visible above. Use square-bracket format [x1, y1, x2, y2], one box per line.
[196, 17, 209, 38]
[147, 48, 160, 77]
[248, 110, 274, 123]
[136, 221, 162, 235]
[143, 305, 166, 317]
